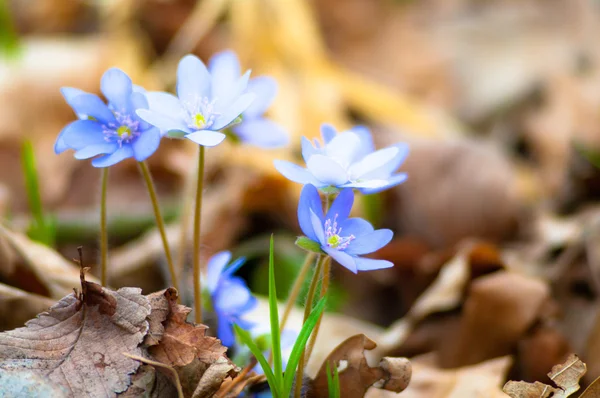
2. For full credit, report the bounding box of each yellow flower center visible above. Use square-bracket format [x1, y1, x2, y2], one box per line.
[193, 113, 207, 129]
[116, 125, 132, 138]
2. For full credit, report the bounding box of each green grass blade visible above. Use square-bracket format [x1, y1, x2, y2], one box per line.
[0, 0, 20, 59]
[282, 297, 327, 396]
[332, 362, 341, 398]
[269, 234, 284, 392]
[234, 324, 280, 398]
[326, 362, 334, 397]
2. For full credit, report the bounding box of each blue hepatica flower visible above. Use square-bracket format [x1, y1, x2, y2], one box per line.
[206, 251, 257, 347]
[298, 184, 394, 273]
[55, 68, 161, 167]
[274, 124, 408, 193]
[137, 52, 256, 147]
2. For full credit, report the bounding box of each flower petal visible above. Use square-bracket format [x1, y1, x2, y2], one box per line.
[323, 247, 357, 273]
[132, 128, 161, 161]
[61, 87, 87, 118]
[341, 180, 391, 189]
[211, 93, 256, 130]
[360, 143, 409, 180]
[301, 136, 320, 164]
[207, 251, 232, 293]
[216, 311, 235, 347]
[54, 133, 69, 154]
[325, 188, 354, 222]
[355, 257, 394, 271]
[177, 54, 211, 103]
[232, 118, 289, 148]
[324, 131, 361, 168]
[185, 130, 226, 147]
[209, 50, 242, 102]
[74, 143, 118, 159]
[244, 76, 277, 118]
[298, 184, 323, 240]
[320, 124, 337, 144]
[338, 218, 374, 237]
[359, 173, 408, 195]
[347, 147, 399, 180]
[215, 278, 254, 312]
[274, 160, 324, 186]
[350, 125, 375, 162]
[69, 94, 116, 125]
[136, 109, 191, 135]
[306, 155, 348, 186]
[310, 209, 325, 244]
[101, 68, 133, 113]
[345, 229, 393, 256]
[60, 120, 107, 149]
[145, 91, 185, 116]
[91, 145, 134, 167]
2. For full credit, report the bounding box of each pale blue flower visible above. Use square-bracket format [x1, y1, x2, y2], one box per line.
[274, 124, 408, 193]
[55, 68, 161, 167]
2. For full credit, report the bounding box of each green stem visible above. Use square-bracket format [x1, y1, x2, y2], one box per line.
[100, 168, 109, 286]
[193, 146, 206, 324]
[304, 256, 331, 362]
[294, 255, 325, 398]
[138, 161, 178, 293]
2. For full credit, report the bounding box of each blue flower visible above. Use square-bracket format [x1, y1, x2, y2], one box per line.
[274, 124, 408, 193]
[298, 184, 394, 273]
[206, 251, 257, 347]
[55, 68, 161, 167]
[137, 52, 256, 147]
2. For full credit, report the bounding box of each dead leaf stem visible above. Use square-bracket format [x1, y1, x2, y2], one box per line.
[122, 352, 184, 398]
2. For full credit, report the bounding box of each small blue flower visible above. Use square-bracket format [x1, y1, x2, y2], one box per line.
[137, 51, 256, 147]
[206, 251, 257, 347]
[55, 68, 161, 167]
[274, 124, 408, 193]
[298, 184, 394, 273]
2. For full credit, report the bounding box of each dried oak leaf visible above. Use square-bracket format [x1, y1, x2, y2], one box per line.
[503, 354, 587, 398]
[309, 334, 411, 397]
[118, 365, 177, 398]
[0, 281, 151, 397]
[143, 288, 176, 347]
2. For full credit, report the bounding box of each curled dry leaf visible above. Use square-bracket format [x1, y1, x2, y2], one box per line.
[503, 354, 587, 398]
[0, 277, 151, 397]
[309, 334, 411, 397]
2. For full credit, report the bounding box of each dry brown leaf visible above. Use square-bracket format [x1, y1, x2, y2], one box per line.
[117, 364, 177, 398]
[581, 375, 600, 397]
[191, 356, 237, 398]
[0, 278, 151, 397]
[309, 334, 411, 397]
[143, 288, 176, 347]
[503, 354, 587, 398]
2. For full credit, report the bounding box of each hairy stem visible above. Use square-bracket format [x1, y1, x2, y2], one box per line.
[304, 256, 331, 362]
[99, 168, 109, 286]
[193, 145, 206, 324]
[138, 161, 178, 294]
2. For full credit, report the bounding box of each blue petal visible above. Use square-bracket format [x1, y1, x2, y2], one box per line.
[216, 311, 235, 347]
[348, 147, 399, 180]
[54, 134, 69, 154]
[350, 125, 375, 161]
[132, 128, 161, 161]
[177, 54, 211, 103]
[338, 218, 374, 237]
[136, 109, 191, 135]
[359, 173, 408, 195]
[345, 229, 393, 256]
[306, 155, 348, 186]
[323, 247, 357, 273]
[232, 118, 289, 148]
[310, 210, 325, 244]
[185, 130, 226, 147]
[355, 257, 394, 271]
[101, 68, 133, 113]
[69, 94, 116, 125]
[325, 188, 354, 222]
[215, 279, 254, 313]
[222, 257, 246, 278]
[301, 136, 320, 164]
[341, 180, 391, 189]
[244, 76, 277, 118]
[207, 251, 232, 293]
[320, 124, 337, 144]
[211, 93, 256, 130]
[273, 160, 324, 186]
[209, 50, 242, 102]
[324, 131, 361, 167]
[298, 184, 323, 240]
[61, 87, 87, 118]
[61, 120, 107, 149]
[74, 143, 118, 159]
[361, 143, 409, 180]
[91, 145, 134, 167]
[145, 91, 185, 118]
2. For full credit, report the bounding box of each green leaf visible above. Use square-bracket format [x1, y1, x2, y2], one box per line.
[282, 297, 327, 396]
[327, 361, 341, 398]
[234, 324, 281, 398]
[576, 141, 600, 169]
[0, 0, 20, 59]
[269, 234, 284, 393]
[295, 236, 323, 254]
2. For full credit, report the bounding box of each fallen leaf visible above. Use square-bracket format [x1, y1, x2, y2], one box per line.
[143, 288, 176, 347]
[503, 354, 587, 398]
[0, 277, 151, 397]
[309, 334, 411, 397]
[117, 364, 177, 398]
[0, 369, 68, 397]
[581, 375, 600, 397]
[191, 356, 237, 398]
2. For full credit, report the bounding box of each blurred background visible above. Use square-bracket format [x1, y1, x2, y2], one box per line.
[3, 0, 600, 393]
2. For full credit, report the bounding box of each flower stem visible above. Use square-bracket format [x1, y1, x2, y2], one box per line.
[193, 145, 206, 324]
[99, 167, 109, 286]
[304, 256, 331, 362]
[138, 161, 178, 293]
[293, 255, 325, 398]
